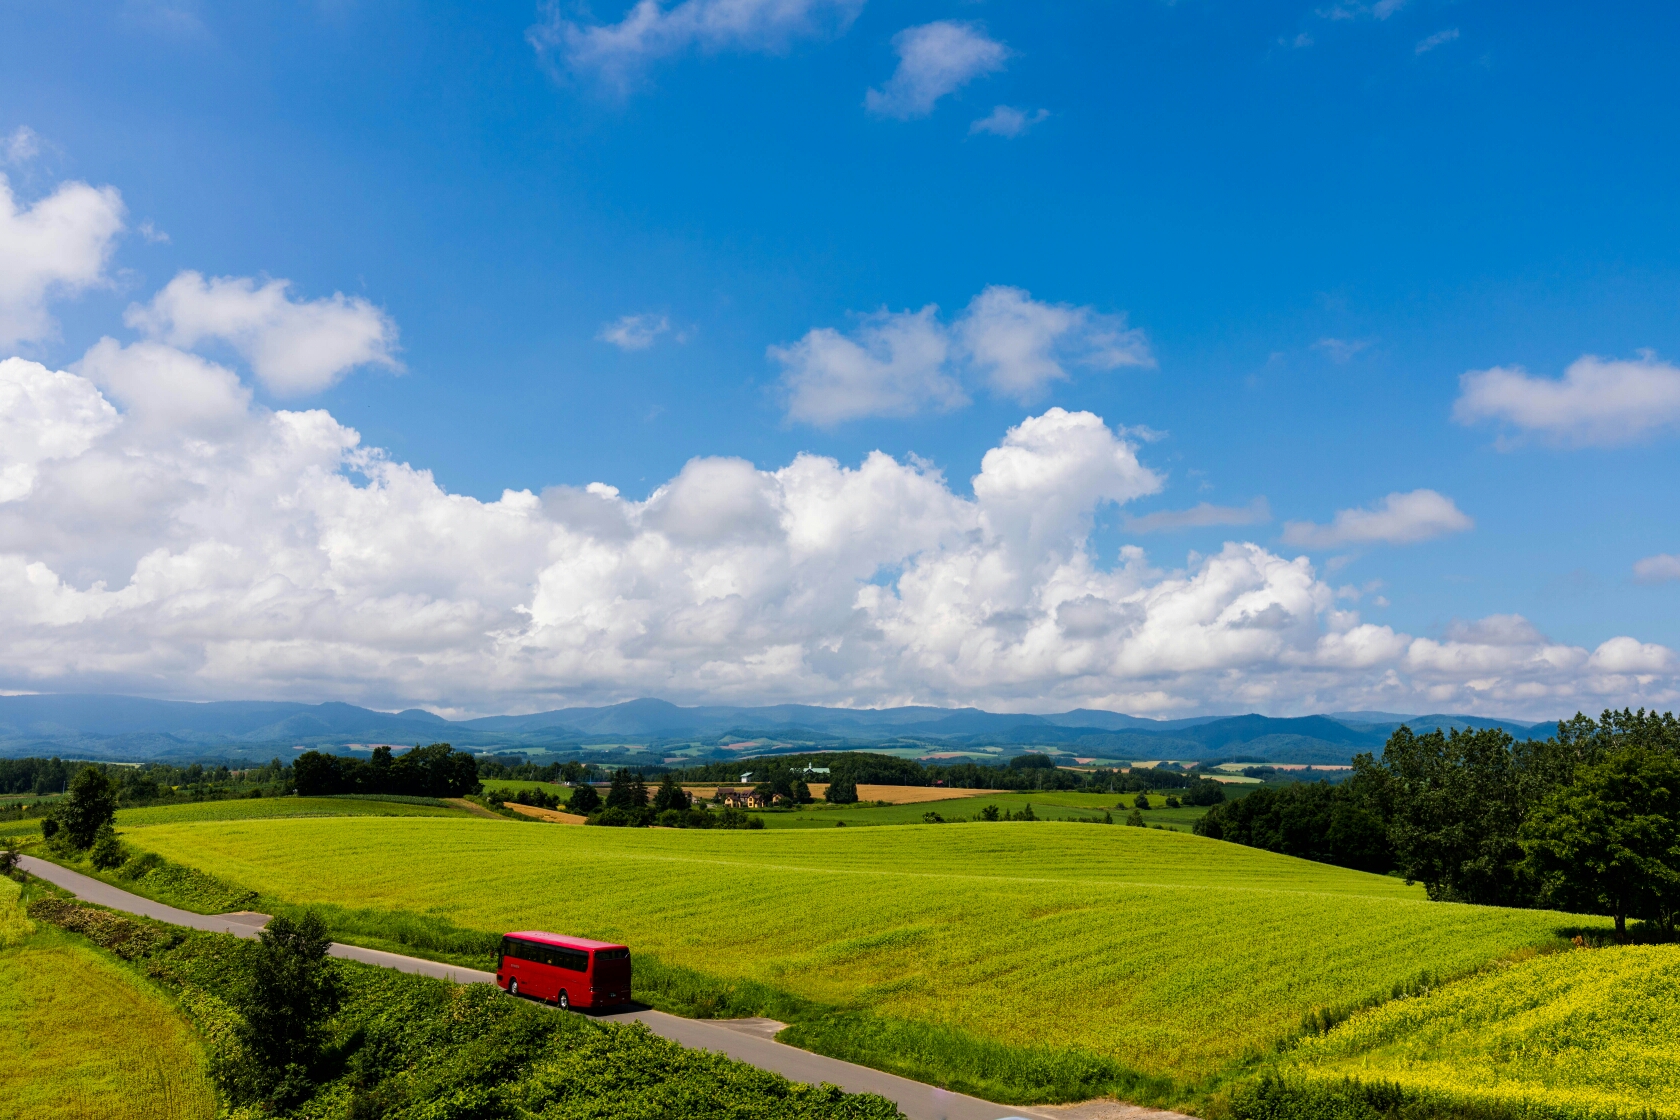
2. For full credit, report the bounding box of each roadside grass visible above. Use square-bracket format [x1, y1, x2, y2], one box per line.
[1267, 942, 1680, 1118]
[0, 907, 215, 1120]
[120, 815, 1601, 1086]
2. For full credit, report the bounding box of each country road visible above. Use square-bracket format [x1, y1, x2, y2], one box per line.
[17, 855, 1188, 1120]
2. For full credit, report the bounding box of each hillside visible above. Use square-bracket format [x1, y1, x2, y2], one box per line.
[120, 814, 1596, 1089]
[0, 693, 1556, 765]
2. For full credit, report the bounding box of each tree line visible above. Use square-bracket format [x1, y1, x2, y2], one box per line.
[291, 744, 480, 798]
[674, 750, 1228, 802]
[1195, 709, 1680, 934]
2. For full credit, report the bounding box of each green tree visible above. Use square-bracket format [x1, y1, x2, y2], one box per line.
[793, 779, 812, 804]
[825, 778, 859, 804]
[58, 766, 117, 850]
[1133, 792, 1151, 810]
[1520, 746, 1680, 936]
[605, 768, 635, 810]
[1376, 726, 1530, 904]
[652, 773, 689, 813]
[233, 911, 342, 1109]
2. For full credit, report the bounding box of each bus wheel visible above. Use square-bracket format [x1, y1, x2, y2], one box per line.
[558, 990, 569, 1010]
[508, 979, 519, 997]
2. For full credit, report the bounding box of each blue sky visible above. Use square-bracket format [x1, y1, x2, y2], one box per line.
[0, 1, 1677, 716]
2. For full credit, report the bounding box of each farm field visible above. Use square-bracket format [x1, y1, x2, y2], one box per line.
[121, 815, 1601, 1082]
[0, 881, 215, 1120]
[1280, 943, 1680, 1117]
[741, 790, 1214, 831]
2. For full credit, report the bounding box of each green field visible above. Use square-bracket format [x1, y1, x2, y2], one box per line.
[1278, 943, 1680, 1117]
[117, 795, 466, 826]
[0, 881, 215, 1120]
[746, 790, 1213, 831]
[120, 815, 1600, 1086]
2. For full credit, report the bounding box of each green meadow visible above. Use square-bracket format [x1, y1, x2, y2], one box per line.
[120, 815, 1597, 1088]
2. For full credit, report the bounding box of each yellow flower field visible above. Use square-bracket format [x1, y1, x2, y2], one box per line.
[1283, 943, 1680, 1117]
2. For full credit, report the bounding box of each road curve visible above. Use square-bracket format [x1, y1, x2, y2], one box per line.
[19, 855, 1091, 1120]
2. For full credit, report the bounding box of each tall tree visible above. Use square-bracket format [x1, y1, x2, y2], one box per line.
[234, 911, 342, 1109]
[1375, 726, 1530, 904]
[57, 766, 117, 850]
[1520, 746, 1680, 936]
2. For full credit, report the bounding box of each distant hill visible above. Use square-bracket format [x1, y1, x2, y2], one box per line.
[0, 693, 1561, 765]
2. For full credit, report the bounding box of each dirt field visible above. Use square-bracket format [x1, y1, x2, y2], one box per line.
[683, 784, 998, 805]
[501, 802, 588, 824]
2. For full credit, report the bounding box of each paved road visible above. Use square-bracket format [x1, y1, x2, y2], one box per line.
[19, 855, 1065, 1120]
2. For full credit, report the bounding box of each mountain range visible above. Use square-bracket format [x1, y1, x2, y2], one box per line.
[0, 694, 1561, 766]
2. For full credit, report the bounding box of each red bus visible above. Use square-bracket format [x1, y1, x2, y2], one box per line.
[496, 931, 631, 1010]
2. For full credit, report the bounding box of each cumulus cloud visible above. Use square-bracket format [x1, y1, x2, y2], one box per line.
[969, 106, 1048, 138]
[0, 348, 1672, 716]
[598, 313, 670, 351]
[1282, 489, 1473, 549]
[530, 0, 864, 91]
[773, 286, 1151, 425]
[125, 271, 400, 396]
[959, 286, 1152, 400]
[866, 21, 1008, 119]
[0, 173, 126, 347]
[1453, 353, 1680, 447]
[1634, 554, 1680, 585]
[1125, 497, 1271, 534]
[773, 305, 965, 426]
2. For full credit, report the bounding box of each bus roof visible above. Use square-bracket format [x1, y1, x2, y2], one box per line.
[505, 931, 628, 952]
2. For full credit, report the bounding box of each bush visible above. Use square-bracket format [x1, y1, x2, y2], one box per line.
[89, 824, 126, 870]
[922, 811, 945, 824]
[588, 806, 637, 827]
[1165, 795, 1181, 809]
[980, 804, 1000, 822]
[1133, 793, 1151, 810]
[1126, 809, 1145, 827]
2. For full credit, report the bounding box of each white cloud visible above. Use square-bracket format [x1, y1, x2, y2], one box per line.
[1312, 337, 1369, 362]
[1126, 497, 1271, 534]
[530, 0, 864, 91]
[0, 357, 120, 503]
[598, 313, 670, 351]
[959, 286, 1153, 401]
[0, 352, 1672, 715]
[1634, 554, 1680, 585]
[774, 286, 1151, 425]
[1453, 353, 1680, 447]
[1317, 0, 1406, 20]
[138, 220, 170, 244]
[125, 271, 400, 396]
[865, 21, 1008, 120]
[0, 173, 126, 348]
[772, 305, 965, 426]
[3, 127, 41, 165]
[1415, 28, 1459, 54]
[1282, 489, 1473, 549]
[969, 106, 1048, 138]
